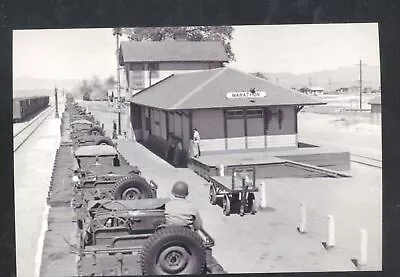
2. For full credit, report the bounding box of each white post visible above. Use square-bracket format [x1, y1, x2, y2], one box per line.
[219, 165, 224, 176]
[299, 203, 307, 233]
[260, 181, 267, 209]
[360, 229, 368, 266]
[327, 215, 335, 247]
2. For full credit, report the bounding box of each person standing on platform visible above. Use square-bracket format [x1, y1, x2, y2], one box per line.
[193, 128, 201, 158]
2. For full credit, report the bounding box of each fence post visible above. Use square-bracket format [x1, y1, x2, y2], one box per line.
[360, 229, 368, 267]
[260, 182, 267, 209]
[219, 165, 224, 176]
[327, 215, 335, 248]
[297, 203, 307, 233]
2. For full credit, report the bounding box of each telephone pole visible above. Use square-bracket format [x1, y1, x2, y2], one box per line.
[113, 28, 122, 135]
[54, 86, 59, 118]
[356, 60, 367, 112]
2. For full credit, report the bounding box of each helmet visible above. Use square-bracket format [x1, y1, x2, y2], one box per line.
[171, 181, 189, 198]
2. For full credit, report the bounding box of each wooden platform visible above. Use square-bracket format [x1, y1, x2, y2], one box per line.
[189, 145, 350, 180]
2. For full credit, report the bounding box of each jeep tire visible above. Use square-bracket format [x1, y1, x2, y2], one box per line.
[88, 126, 104, 136]
[94, 137, 113, 146]
[112, 175, 155, 200]
[140, 226, 206, 275]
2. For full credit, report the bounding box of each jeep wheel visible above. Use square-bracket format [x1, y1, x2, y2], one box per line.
[113, 175, 155, 200]
[140, 226, 206, 275]
[94, 137, 113, 146]
[88, 126, 104, 136]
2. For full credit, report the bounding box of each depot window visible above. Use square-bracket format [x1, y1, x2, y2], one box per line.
[246, 108, 264, 118]
[226, 109, 244, 119]
[149, 63, 160, 78]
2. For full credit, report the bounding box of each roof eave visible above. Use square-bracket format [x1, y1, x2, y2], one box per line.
[170, 101, 327, 111]
[121, 58, 229, 63]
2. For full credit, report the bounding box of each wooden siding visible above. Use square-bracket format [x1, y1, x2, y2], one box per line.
[266, 106, 296, 135]
[191, 109, 225, 139]
[160, 111, 167, 139]
[174, 112, 182, 138]
[182, 115, 191, 149]
[199, 138, 226, 152]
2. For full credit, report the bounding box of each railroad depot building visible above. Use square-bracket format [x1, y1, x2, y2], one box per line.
[129, 67, 326, 164]
[119, 39, 228, 96]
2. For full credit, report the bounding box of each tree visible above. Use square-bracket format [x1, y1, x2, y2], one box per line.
[251, 72, 268, 80]
[122, 26, 235, 61]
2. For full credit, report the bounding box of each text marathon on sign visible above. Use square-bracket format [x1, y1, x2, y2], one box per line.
[226, 91, 267, 99]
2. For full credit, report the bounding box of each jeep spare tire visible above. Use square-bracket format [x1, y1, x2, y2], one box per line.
[112, 175, 154, 200]
[94, 137, 114, 146]
[88, 126, 104, 136]
[140, 226, 206, 275]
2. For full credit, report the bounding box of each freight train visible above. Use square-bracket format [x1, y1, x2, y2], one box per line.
[13, 95, 50, 122]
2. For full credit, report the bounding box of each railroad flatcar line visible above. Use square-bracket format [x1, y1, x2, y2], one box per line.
[13, 105, 56, 152]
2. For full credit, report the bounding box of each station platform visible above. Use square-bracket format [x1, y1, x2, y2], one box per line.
[189, 145, 350, 180]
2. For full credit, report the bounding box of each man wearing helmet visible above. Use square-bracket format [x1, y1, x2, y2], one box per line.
[165, 181, 226, 274]
[165, 181, 203, 231]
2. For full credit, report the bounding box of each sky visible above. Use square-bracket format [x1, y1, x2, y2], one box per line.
[13, 23, 380, 80]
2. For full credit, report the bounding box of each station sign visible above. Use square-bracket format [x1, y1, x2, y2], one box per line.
[225, 91, 267, 99]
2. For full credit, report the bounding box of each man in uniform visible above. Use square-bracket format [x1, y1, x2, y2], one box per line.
[192, 128, 201, 158]
[165, 181, 203, 230]
[164, 181, 226, 274]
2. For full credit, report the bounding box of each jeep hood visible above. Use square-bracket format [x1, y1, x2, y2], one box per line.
[87, 198, 171, 214]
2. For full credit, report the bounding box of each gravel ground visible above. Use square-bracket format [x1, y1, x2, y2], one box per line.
[298, 111, 381, 159]
[85, 100, 382, 273]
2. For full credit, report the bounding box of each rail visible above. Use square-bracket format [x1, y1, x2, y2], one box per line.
[350, 154, 382, 169]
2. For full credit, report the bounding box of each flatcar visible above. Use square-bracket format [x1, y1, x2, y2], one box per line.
[13, 95, 50, 122]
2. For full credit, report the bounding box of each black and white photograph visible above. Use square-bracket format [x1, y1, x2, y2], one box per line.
[13, 23, 382, 276]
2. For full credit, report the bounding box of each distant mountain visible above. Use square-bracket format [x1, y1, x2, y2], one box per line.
[262, 65, 381, 92]
[13, 76, 84, 99]
[13, 76, 81, 92]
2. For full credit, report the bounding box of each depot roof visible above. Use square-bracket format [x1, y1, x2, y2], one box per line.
[119, 40, 229, 63]
[74, 145, 118, 157]
[368, 95, 381, 105]
[130, 67, 326, 110]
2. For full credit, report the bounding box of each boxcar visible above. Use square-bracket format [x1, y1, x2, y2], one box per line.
[13, 95, 50, 122]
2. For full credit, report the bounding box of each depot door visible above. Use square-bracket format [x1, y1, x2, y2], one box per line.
[246, 108, 265, 148]
[226, 109, 246, 150]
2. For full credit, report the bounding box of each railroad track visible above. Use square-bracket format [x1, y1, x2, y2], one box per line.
[13, 105, 56, 152]
[350, 154, 382, 168]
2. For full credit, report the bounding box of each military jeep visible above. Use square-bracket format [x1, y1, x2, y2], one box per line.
[72, 145, 157, 229]
[70, 119, 105, 138]
[79, 198, 226, 276]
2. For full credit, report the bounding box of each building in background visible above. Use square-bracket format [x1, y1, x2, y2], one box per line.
[299, 86, 325, 96]
[129, 67, 325, 165]
[368, 94, 381, 124]
[119, 38, 229, 97]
